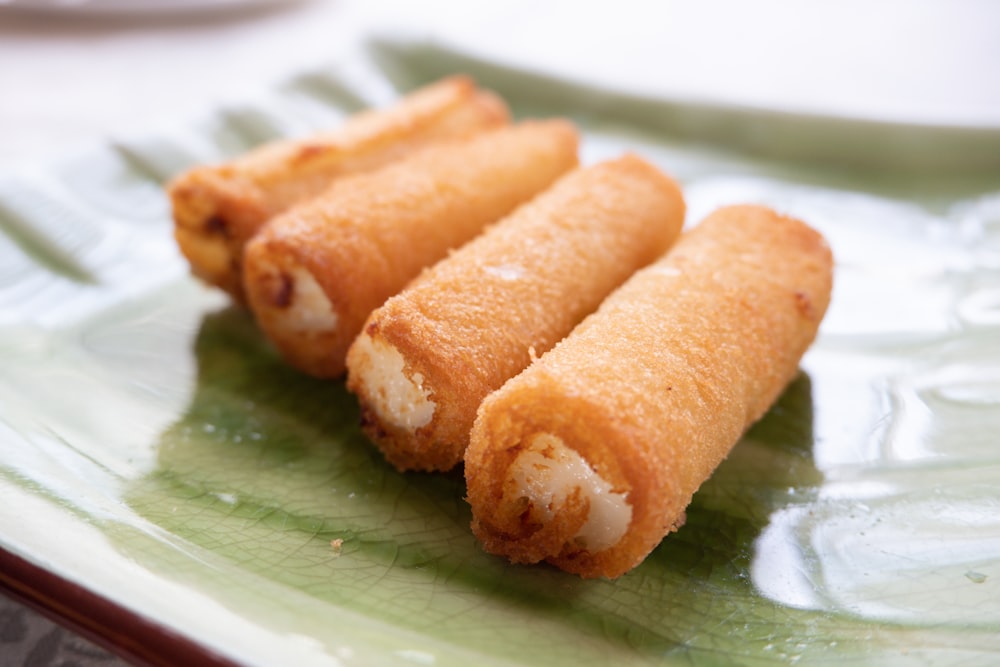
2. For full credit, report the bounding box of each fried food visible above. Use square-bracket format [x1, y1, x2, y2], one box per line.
[169, 76, 509, 301]
[243, 120, 580, 379]
[465, 204, 834, 578]
[346, 155, 686, 472]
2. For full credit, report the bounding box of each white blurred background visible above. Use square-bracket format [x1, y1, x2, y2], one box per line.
[0, 0, 998, 167]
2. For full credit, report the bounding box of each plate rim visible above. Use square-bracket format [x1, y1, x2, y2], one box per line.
[0, 545, 239, 667]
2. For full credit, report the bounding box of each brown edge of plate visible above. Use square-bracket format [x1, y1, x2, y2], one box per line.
[0, 546, 240, 667]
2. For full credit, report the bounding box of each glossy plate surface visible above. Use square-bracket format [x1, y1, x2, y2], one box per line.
[1, 38, 999, 667]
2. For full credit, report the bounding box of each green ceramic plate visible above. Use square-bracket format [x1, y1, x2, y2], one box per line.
[2, 37, 999, 667]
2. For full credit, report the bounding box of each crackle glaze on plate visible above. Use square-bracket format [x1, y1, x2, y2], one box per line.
[1, 38, 999, 667]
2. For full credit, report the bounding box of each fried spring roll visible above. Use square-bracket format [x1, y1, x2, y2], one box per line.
[169, 76, 509, 300]
[465, 204, 834, 578]
[345, 155, 686, 472]
[244, 120, 580, 378]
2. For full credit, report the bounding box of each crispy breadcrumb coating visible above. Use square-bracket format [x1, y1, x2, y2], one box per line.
[244, 120, 580, 378]
[347, 155, 686, 472]
[466, 204, 834, 578]
[169, 76, 508, 301]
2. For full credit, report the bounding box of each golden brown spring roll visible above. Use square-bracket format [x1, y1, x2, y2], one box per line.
[465, 204, 834, 579]
[345, 155, 686, 473]
[244, 120, 580, 379]
[169, 76, 509, 300]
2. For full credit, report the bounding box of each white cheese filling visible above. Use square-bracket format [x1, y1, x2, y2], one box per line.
[352, 333, 435, 431]
[508, 433, 631, 552]
[284, 265, 338, 332]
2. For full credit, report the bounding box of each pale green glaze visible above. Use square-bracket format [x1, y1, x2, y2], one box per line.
[0, 38, 999, 667]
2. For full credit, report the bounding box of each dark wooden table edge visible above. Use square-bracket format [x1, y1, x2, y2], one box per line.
[0, 546, 240, 667]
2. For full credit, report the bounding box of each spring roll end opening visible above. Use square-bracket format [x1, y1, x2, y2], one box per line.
[349, 330, 436, 432]
[250, 254, 340, 334]
[504, 432, 631, 554]
[174, 226, 231, 282]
